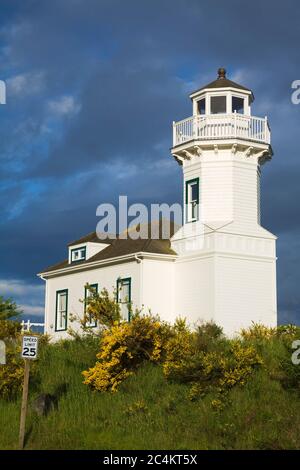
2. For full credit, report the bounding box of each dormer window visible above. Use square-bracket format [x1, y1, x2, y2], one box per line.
[71, 246, 86, 262]
[210, 95, 226, 114]
[232, 96, 244, 114]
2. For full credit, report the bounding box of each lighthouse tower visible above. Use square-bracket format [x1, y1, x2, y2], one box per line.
[171, 68, 277, 335]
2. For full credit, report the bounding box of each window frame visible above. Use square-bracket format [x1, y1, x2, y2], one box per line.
[116, 277, 132, 322]
[70, 246, 86, 263]
[185, 178, 199, 223]
[55, 289, 68, 332]
[84, 284, 98, 328]
[210, 95, 227, 114]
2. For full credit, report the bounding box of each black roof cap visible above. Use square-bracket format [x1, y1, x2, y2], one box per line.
[190, 67, 253, 98]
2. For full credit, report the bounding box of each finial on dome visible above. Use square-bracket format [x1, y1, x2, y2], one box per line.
[217, 67, 226, 79]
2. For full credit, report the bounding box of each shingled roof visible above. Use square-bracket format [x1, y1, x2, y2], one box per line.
[190, 67, 254, 100]
[40, 220, 178, 274]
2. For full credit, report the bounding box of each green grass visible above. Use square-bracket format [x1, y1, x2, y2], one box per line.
[1, 335, 300, 450]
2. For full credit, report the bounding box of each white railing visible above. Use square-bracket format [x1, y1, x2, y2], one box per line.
[21, 320, 45, 333]
[173, 113, 270, 146]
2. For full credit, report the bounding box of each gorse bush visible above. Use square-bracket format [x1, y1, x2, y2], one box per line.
[240, 323, 277, 340]
[0, 347, 24, 399]
[0, 319, 49, 400]
[164, 322, 263, 400]
[83, 315, 264, 399]
[240, 322, 300, 341]
[80, 289, 300, 417]
[82, 314, 171, 392]
[0, 320, 24, 400]
[0, 320, 21, 340]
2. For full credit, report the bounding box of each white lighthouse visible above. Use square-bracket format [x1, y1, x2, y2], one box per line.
[39, 67, 277, 340]
[171, 68, 277, 335]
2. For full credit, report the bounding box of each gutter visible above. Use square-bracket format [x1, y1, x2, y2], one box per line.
[37, 251, 177, 279]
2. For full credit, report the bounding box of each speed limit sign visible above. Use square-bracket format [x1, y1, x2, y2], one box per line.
[19, 335, 39, 449]
[21, 335, 39, 360]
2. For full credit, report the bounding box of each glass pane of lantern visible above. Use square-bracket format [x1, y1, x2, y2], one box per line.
[210, 96, 226, 114]
[232, 96, 244, 114]
[198, 98, 206, 115]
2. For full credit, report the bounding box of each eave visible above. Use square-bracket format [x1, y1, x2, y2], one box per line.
[38, 251, 178, 280]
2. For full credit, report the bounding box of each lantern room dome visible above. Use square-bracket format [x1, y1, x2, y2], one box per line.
[190, 68, 254, 103]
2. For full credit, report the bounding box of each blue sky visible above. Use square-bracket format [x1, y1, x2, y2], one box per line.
[0, 0, 299, 325]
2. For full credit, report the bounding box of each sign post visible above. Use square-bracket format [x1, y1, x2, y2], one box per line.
[19, 335, 39, 450]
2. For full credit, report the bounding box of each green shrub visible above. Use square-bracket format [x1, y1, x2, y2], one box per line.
[164, 321, 263, 402]
[195, 321, 224, 352]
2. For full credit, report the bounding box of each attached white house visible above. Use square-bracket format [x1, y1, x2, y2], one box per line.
[38, 68, 277, 339]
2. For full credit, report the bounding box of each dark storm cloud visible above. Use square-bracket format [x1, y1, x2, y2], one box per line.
[0, 0, 299, 323]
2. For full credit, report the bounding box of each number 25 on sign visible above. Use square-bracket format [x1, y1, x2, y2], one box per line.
[19, 335, 39, 449]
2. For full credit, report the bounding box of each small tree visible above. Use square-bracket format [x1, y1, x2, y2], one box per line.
[0, 296, 21, 321]
[83, 285, 121, 328]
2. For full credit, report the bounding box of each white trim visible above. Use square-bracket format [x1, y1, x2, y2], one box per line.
[172, 138, 271, 154]
[175, 250, 276, 264]
[38, 252, 177, 279]
[189, 86, 252, 100]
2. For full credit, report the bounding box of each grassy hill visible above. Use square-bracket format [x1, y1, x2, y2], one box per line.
[1, 331, 300, 450]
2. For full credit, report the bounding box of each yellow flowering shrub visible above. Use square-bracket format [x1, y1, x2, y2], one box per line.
[240, 323, 300, 345]
[83, 315, 263, 400]
[163, 318, 195, 380]
[276, 324, 300, 337]
[219, 342, 263, 388]
[0, 347, 25, 398]
[82, 315, 170, 392]
[0, 320, 24, 399]
[164, 324, 263, 400]
[0, 319, 21, 340]
[240, 323, 277, 340]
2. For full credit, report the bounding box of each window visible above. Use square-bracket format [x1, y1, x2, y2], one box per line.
[210, 95, 226, 114]
[71, 246, 86, 263]
[186, 178, 199, 222]
[55, 290, 68, 331]
[198, 98, 206, 115]
[84, 284, 98, 328]
[117, 278, 131, 321]
[232, 96, 244, 114]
